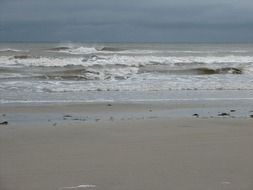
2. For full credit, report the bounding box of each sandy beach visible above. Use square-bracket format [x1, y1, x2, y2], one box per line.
[1, 102, 253, 190]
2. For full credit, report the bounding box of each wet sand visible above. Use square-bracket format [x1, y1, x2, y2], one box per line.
[1, 103, 253, 190]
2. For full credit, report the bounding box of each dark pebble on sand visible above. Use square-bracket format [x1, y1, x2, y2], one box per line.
[107, 104, 112, 106]
[230, 110, 236, 112]
[250, 115, 253, 118]
[218, 113, 230, 116]
[193, 114, 199, 117]
[0, 121, 8, 125]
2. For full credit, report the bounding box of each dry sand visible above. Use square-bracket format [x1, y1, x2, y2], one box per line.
[1, 103, 253, 190]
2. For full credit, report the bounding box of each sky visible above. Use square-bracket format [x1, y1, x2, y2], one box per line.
[0, 0, 253, 42]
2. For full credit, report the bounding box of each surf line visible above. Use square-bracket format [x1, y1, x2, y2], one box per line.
[60, 185, 96, 189]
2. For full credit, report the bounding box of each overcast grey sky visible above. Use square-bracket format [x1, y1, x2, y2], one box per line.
[0, 0, 253, 42]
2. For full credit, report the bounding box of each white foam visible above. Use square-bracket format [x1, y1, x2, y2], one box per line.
[1, 73, 253, 93]
[61, 185, 96, 189]
[221, 181, 231, 185]
[0, 56, 84, 67]
[51, 46, 250, 55]
[1, 55, 253, 67]
[2, 97, 253, 104]
[59, 47, 98, 54]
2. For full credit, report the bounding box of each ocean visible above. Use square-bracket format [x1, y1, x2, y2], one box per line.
[1, 43, 253, 103]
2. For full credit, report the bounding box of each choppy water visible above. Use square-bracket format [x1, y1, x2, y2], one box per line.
[1, 43, 253, 103]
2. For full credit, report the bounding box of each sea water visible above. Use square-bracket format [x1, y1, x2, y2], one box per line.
[0, 43, 253, 103]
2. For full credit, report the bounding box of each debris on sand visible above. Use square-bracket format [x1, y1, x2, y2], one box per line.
[0, 121, 8, 125]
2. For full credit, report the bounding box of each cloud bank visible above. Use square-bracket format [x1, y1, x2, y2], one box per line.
[1, 0, 253, 42]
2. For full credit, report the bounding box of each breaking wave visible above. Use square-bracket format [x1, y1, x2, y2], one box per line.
[1, 43, 253, 93]
[50, 47, 98, 54]
[1, 55, 253, 67]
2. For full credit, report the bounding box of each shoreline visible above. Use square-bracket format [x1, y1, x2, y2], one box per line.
[1, 98, 253, 123]
[1, 89, 253, 104]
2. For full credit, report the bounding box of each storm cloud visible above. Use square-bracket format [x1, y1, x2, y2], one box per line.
[1, 0, 253, 42]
